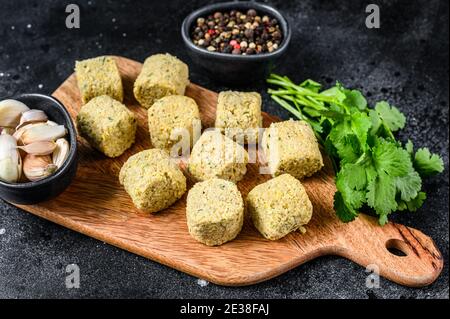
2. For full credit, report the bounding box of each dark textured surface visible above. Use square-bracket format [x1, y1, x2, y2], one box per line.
[0, 0, 448, 299]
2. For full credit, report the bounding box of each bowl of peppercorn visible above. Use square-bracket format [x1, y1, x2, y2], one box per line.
[181, 2, 291, 85]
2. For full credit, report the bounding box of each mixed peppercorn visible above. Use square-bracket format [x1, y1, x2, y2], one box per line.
[191, 9, 283, 55]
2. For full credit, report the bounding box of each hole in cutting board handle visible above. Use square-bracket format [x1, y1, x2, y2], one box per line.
[385, 239, 409, 257]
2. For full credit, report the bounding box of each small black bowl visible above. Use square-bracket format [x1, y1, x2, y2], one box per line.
[181, 1, 291, 85]
[0, 94, 78, 205]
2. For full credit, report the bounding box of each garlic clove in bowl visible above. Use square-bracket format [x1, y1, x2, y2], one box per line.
[20, 124, 67, 145]
[23, 154, 58, 182]
[46, 120, 58, 126]
[0, 99, 30, 128]
[52, 138, 70, 168]
[13, 122, 44, 141]
[17, 141, 57, 156]
[0, 134, 22, 183]
[16, 109, 48, 130]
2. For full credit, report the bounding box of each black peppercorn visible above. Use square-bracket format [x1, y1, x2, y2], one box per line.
[246, 48, 256, 55]
[244, 28, 254, 39]
[272, 30, 281, 40]
[247, 9, 257, 17]
[232, 48, 241, 54]
[223, 45, 233, 53]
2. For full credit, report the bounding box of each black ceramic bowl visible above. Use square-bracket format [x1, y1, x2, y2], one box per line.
[0, 94, 78, 204]
[181, 1, 291, 85]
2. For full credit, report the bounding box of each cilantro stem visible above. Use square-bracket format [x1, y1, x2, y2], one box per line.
[270, 95, 304, 120]
[268, 75, 344, 108]
[267, 78, 323, 97]
[270, 95, 324, 138]
[382, 122, 396, 141]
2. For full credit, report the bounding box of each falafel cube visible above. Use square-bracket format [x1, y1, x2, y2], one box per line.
[148, 95, 201, 152]
[247, 174, 313, 240]
[75, 56, 123, 104]
[188, 130, 248, 183]
[119, 149, 186, 213]
[215, 91, 262, 144]
[186, 178, 244, 246]
[133, 53, 189, 109]
[262, 120, 323, 179]
[76, 95, 136, 158]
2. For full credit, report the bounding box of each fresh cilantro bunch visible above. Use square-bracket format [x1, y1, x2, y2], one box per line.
[267, 73, 444, 225]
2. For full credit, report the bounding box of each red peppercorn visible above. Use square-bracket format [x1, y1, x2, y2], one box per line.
[207, 29, 215, 35]
[229, 39, 237, 46]
[233, 43, 241, 50]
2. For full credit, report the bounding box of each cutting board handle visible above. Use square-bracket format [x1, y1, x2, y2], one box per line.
[334, 215, 443, 287]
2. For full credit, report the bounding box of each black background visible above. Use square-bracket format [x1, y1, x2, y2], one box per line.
[0, 0, 448, 298]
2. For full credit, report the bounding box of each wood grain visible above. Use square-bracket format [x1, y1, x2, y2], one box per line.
[13, 56, 443, 287]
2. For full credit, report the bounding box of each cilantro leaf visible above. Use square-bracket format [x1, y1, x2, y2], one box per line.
[414, 147, 444, 177]
[344, 89, 367, 110]
[375, 101, 406, 132]
[329, 121, 360, 164]
[339, 162, 368, 190]
[378, 214, 388, 226]
[405, 191, 427, 211]
[350, 112, 372, 150]
[395, 169, 422, 202]
[369, 138, 420, 221]
[372, 138, 410, 177]
[329, 113, 371, 164]
[338, 135, 361, 164]
[367, 138, 416, 223]
[397, 200, 408, 211]
[398, 192, 427, 212]
[366, 171, 397, 224]
[336, 163, 366, 210]
[320, 86, 347, 103]
[369, 109, 382, 136]
[402, 140, 443, 177]
[334, 191, 359, 222]
[405, 139, 414, 155]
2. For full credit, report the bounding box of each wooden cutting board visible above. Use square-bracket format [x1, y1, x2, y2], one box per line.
[14, 56, 443, 287]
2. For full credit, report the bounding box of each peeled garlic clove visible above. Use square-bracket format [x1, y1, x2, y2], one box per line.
[0, 157, 21, 183]
[13, 122, 43, 141]
[17, 141, 56, 156]
[0, 134, 22, 183]
[23, 154, 57, 182]
[16, 109, 48, 130]
[0, 99, 30, 127]
[52, 138, 70, 168]
[46, 120, 58, 126]
[21, 124, 67, 145]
